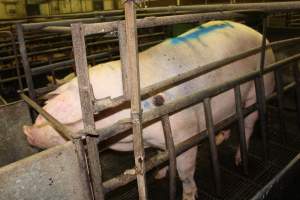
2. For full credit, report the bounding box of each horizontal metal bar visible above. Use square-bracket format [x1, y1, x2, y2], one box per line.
[88, 53, 300, 142]
[93, 36, 300, 113]
[22, 17, 102, 31]
[250, 153, 300, 200]
[102, 81, 296, 193]
[83, 11, 244, 35]
[42, 26, 71, 33]
[20, 93, 73, 140]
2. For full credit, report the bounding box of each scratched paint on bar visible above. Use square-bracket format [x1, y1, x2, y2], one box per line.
[170, 22, 234, 45]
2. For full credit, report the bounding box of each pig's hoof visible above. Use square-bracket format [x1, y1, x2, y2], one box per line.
[154, 167, 168, 179]
[182, 191, 197, 200]
[235, 150, 242, 166]
[215, 130, 231, 145]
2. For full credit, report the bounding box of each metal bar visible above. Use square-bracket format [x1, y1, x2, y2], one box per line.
[83, 11, 244, 35]
[250, 153, 300, 200]
[90, 53, 300, 142]
[203, 98, 222, 195]
[117, 22, 130, 99]
[292, 63, 300, 129]
[20, 93, 73, 140]
[124, 1, 148, 199]
[274, 68, 287, 143]
[161, 115, 177, 200]
[41, 26, 71, 33]
[234, 85, 248, 175]
[22, 17, 102, 31]
[257, 16, 268, 162]
[102, 81, 296, 193]
[93, 36, 300, 113]
[0, 95, 8, 105]
[16, 23, 36, 101]
[71, 22, 105, 200]
[73, 139, 94, 200]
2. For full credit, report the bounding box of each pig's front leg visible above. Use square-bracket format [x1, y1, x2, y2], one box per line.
[177, 146, 198, 200]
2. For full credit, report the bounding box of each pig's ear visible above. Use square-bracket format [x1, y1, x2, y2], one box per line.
[23, 125, 35, 145]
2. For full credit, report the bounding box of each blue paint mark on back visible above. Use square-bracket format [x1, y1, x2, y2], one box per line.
[170, 22, 234, 45]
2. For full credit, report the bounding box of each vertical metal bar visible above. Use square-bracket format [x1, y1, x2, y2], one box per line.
[203, 98, 222, 195]
[71, 22, 105, 200]
[10, 31, 23, 91]
[16, 23, 36, 100]
[274, 68, 287, 143]
[161, 115, 176, 200]
[73, 139, 94, 200]
[292, 62, 300, 129]
[257, 16, 268, 162]
[234, 85, 249, 175]
[118, 22, 130, 99]
[124, 1, 148, 199]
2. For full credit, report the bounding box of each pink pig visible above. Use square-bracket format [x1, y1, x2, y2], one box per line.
[23, 21, 275, 200]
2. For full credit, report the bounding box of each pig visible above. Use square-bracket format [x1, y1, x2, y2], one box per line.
[23, 21, 275, 200]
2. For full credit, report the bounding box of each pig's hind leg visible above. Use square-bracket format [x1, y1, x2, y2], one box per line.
[235, 85, 258, 166]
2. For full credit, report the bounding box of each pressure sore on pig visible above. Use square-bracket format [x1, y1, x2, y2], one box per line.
[23, 21, 275, 200]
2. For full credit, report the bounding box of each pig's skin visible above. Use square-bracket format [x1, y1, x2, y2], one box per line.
[23, 21, 275, 200]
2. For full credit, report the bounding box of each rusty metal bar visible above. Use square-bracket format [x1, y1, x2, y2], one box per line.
[102, 81, 296, 193]
[83, 11, 244, 35]
[203, 98, 222, 195]
[16, 23, 36, 101]
[234, 85, 248, 175]
[71, 22, 105, 200]
[161, 115, 177, 200]
[124, 1, 148, 199]
[257, 16, 268, 162]
[274, 68, 287, 143]
[117, 22, 130, 99]
[20, 93, 73, 140]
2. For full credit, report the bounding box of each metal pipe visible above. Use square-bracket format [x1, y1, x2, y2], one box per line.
[83, 11, 244, 35]
[16, 23, 36, 101]
[274, 68, 287, 143]
[257, 17, 268, 163]
[20, 93, 72, 140]
[124, 1, 148, 199]
[161, 115, 177, 200]
[204, 98, 222, 195]
[234, 85, 248, 175]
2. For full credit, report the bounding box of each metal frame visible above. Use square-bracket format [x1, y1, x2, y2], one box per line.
[19, 2, 300, 200]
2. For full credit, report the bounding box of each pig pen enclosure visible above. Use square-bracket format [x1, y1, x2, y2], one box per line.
[1, 1, 300, 200]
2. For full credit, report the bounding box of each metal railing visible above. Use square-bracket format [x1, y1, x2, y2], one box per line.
[20, 1, 300, 200]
